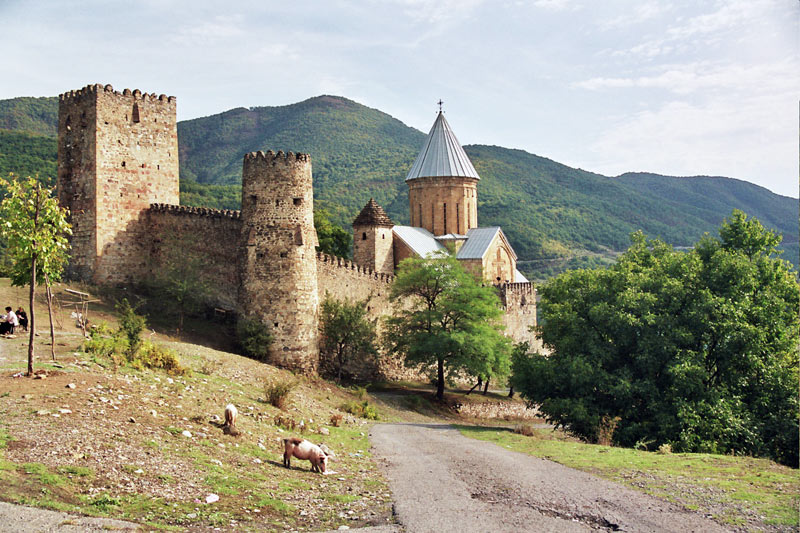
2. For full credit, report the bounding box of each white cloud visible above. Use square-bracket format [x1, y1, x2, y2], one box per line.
[599, 1, 670, 30]
[573, 58, 799, 95]
[172, 15, 245, 45]
[584, 86, 797, 196]
[531, 0, 577, 11]
[380, 0, 485, 23]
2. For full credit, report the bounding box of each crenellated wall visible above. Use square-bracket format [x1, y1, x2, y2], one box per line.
[147, 204, 243, 310]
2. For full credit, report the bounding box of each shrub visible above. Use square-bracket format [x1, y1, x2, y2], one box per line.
[596, 415, 621, 446]
[237, 318, 272, 361]
[514, 424, 535, 437]
[341, 400, 379, 420]
[132, 341, 187, 375]
[273, 415, 296, 430]
[264, 379, 296, 410]
[116, 298, 146, 358]
[657, 443, 673, 455]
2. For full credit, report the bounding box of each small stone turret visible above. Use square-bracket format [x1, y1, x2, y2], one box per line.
[239, 150, 319, 373]
[352, 198, 395, 275]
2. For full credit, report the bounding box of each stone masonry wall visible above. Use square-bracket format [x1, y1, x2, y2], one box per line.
[316, 252, 424, 381]
[497, 282, 541, 351]
[147, 204, 242, 310]
[353, 225, 395, 275]
[408, 176, 478, 235]
[58, 87, 98, 282]
[240, 151, 319, 373]
[94, 86, 179, 284]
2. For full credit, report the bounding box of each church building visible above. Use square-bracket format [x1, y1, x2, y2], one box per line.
[353, 110, 527, 284]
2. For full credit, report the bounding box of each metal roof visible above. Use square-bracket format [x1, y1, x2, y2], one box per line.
[405, 112, 480, 181]
[456, 227, 501, 259]
[392, 226, 447, 257]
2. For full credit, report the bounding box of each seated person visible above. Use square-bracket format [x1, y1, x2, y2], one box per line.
[0, 307, 17, 335]
[16, 307, 27, 332]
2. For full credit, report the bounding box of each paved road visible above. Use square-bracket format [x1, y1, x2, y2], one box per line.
[369, 423, 730, 533]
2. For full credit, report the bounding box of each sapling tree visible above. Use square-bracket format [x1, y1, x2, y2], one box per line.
[0, 174, 70, 374]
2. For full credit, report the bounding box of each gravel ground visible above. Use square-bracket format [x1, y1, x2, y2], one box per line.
[0, 502, 140, 532]
[370, 423, 731, 533]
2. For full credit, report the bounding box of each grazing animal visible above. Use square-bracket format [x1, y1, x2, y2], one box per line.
[223, 404, 240, 436]
[283, 437, 330, 473]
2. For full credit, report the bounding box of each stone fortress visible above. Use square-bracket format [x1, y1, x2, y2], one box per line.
[57, 83, 537, 377]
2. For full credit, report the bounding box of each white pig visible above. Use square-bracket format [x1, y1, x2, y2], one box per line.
[283, 437, 330, 473]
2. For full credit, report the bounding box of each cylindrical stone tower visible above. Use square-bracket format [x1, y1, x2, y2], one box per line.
[239, 150, 319, 373]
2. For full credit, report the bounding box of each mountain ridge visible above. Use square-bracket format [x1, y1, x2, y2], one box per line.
[0, 93, 796, 278]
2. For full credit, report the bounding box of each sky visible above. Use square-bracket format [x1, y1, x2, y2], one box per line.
[1, 0, 798, 198]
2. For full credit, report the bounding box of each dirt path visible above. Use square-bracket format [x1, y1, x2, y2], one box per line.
[369, 423, 730, 533]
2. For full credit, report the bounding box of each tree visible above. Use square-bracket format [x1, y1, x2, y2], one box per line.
[0, 174, 70, 375]
[148, 233, 210, 333]
[319, 295, 378, 383]
[314, 208, 352, 258]
[384, 251, 511, 401]
[512, 211, 799, 466]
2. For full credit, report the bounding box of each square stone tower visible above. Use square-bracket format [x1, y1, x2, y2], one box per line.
[57, 84, 179, 283]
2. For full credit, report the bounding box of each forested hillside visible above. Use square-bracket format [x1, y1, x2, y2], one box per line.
[0, 94, 796, 278]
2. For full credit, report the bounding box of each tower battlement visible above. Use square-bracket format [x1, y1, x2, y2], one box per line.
[59, 83, 176, 103]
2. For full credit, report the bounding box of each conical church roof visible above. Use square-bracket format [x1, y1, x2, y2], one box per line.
[405, 112, 480, 181]
[352, 198, 394, 227]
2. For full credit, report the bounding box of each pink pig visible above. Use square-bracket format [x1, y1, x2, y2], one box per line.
[283, 437, 330, 473]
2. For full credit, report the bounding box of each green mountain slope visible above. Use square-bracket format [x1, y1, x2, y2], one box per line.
[0, 97, 58, 137]
[178, 96, 423, 223]
[0, 94, 796, 277]
[0, 129, 57, 185]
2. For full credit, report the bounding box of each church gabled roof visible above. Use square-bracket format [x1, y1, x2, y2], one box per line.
[352, 198, 394, 227]
[392, 226, 447, 257]
[456, 227, 517, 261]
[405, 112, 480, 181]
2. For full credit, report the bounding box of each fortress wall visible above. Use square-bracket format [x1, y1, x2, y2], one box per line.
[497, 282, 541, 352]
[147, 204, 243, 310]
[316, 252, 424, 381]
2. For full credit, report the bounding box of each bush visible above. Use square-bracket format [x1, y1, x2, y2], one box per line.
[341, 400, 379, 420]
[264, 379, 296, 410]
[131, 341, 187, 375]
[116, 299, 146, 358]
[237, 318, 272, 361]
[514, 424, 535, 437]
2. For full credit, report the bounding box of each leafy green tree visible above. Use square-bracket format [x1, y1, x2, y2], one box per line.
[513, 211, 799, 465]
[314, 208, 352, 258]
[384, 251, 510, 401]
[0, 174, 70, 375]
[319, 295, 378, 383]
[236, 317, 272, 361]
